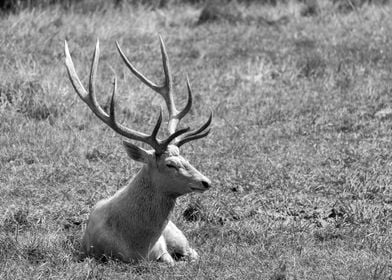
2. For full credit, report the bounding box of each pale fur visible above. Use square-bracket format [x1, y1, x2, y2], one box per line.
[82, 145, 210, 264]
[64, 38, 212, 264]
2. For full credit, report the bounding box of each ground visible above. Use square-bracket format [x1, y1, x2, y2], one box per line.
[1, 1, 392, 279]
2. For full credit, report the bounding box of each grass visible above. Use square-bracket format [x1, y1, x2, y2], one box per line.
[1, 0, 392, 279]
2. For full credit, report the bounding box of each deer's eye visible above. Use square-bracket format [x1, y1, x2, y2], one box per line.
[166, 164, 178, 170]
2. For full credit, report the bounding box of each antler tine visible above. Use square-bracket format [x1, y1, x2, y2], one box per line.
[162, 126, 191, 147]
[175, 111, 212, 147]
[176, 129, 211, 147]
[179, 76, 193, 119]
[64, 40, 165, 152]
[64, 40, 88, 101]
[158, 35, 173, 97]
[157, 35, 177, 131]
[116, 40, 163, 94]
[65, 39, 111, 123]
[186, 111, 212, 137]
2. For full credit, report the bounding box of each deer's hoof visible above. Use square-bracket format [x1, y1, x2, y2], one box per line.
[159, 252, 175, 266]
[187, 248, 199, 261]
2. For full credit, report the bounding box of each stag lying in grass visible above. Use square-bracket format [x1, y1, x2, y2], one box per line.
[64, 36, 212, 265]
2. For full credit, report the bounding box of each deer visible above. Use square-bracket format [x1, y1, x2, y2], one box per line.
[63, 36, 212, 265]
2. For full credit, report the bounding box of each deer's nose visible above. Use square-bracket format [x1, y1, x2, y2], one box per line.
[202, 180, 211, 189]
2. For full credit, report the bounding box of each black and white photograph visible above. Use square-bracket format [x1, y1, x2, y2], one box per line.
[1, 0, 392, 279]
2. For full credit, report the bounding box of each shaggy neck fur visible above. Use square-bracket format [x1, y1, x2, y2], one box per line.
[108, 165, 176, 254]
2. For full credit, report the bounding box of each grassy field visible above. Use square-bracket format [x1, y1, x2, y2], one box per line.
[1, 1, 392, 279]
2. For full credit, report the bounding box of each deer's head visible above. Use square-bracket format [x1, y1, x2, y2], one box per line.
[64, 36, 212, 196]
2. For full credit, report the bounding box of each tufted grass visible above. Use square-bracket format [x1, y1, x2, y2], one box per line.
[1, 1, 392, 279]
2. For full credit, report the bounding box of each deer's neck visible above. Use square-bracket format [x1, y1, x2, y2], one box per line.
[112, 166, 176, 234]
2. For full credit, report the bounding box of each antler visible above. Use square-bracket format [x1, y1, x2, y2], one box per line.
[64, 37, 211, 154]
[116, 36, 194, 134]
[64, 40, 189, 154]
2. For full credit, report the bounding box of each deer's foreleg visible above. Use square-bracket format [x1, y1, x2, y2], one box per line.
[162, 220, 199, 260]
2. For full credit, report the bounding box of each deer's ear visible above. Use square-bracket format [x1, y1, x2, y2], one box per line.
[123, 141, 152, 163]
